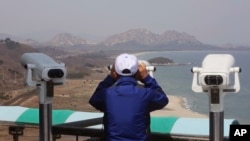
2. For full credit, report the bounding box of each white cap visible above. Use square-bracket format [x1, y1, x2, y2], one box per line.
[115, 53, 138, 76]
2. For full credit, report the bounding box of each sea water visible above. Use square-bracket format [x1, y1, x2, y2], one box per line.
[137, 51, 250, 124]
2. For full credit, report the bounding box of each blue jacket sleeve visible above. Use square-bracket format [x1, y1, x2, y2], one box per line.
[89, 75, 116, 111]
[141, 75, 169, 112]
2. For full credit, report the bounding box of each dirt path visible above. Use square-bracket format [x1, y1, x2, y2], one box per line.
[2, 89, 36, 106]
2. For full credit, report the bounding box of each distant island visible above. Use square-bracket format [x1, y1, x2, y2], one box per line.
[148, 57, 190, 66]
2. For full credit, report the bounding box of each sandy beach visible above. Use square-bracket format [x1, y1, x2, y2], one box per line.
[82, 75, 208, 118]
[151, 95, 207, 118]
[54, 78, 208, 118]
[65, 78, 208, 118]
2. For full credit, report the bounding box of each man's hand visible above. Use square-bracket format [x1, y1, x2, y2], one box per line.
[110, 64, 118, 80]
[135, 62, 148, 81]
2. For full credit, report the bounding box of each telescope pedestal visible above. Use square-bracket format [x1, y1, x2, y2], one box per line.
[209, 111, 224, 141]
[38, 81, 54, 141]
[208, 88, 224, 141]
[39, 103, 52, 141]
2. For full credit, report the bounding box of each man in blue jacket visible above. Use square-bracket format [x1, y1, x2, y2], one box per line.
[89, 53, 168, 141]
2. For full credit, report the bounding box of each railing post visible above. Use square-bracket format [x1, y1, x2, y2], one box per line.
[9, 126, 24, 141]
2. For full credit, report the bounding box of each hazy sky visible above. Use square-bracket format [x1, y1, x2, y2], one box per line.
[1, 0, 250, 45]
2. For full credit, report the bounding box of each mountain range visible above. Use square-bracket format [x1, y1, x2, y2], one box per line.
[1, 28, 250, 50]
[103, 29, 201, 46]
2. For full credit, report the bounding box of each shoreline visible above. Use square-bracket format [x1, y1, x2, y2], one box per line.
[151, 95, 208, 118]
[61, 79, 208, 118]
[77, 75, 208, 118]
